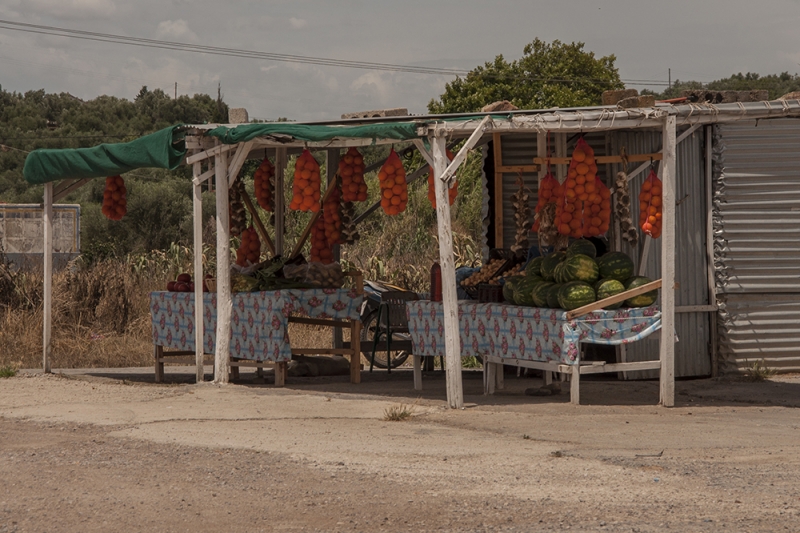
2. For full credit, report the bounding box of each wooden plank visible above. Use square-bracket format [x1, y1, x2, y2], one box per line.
[240, 189, 276, 256]
[154, 345, 164, 382]
[485, 362, 496, 395]
[192, 171, 205, 383]
[676, 304, 717, 313]
[660, 115, 677, 407]
[227, 141, 254, 188]
[214, 146, 231, 384]
[186, 143, 235, 164]
[290, 348, 357, 355]
[275, 148, 287, 256]
[192, 167, 215, 186]
[533, 153, 664, 166]
[53, 178, 91, 202]
[566, 279, 663, 319]
[440, 115, 492, 185]
[289, 176, 339, 259]
[275, 361, 286, 386]
[638, 234, 653, 276]
[413, 355, 422, 391]
[495, 362, 504, 390]
[350, 320, 362, 384]
[570, 366, 580, 405]
[42, 182, 53, 374]
[573, 361, 662, 375]
[496, 165, 538, 173]
[492, 132, 504, 248]
[228, 360, 281, 368]
[433, 133, 463, 409]
[412, 139, 433, 167]
[288, 316, 350, 328]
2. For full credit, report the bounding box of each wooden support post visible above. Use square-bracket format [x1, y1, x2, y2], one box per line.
[274, 361, 287, 386]
[660, 116, 677, 407]
[433, 132, 463, 409]
[495, 362, 504, 390]
[328, 149, 343, 351]
[492, 133, 504, 248]
[240, 190, 276, 256]
[570, 366, 580, 405]
[154, 345, 164, 383]
[349, 270, 363, 384]
[413, 355, 422, 391]
[275, 148, 287, 256]
[192, 168, 205, 383]
[214, 146, 231, 384]
[485, 362, 496, 395]
[42, 182, 53, 374]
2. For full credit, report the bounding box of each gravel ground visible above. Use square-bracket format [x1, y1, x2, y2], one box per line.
[1, 370, 799, 532]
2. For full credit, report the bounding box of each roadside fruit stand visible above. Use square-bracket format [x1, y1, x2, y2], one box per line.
[24, 99, 800, 408]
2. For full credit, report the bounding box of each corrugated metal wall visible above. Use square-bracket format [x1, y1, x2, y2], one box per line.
[497, 134, 539, 249]
[714, 119, 800, 373]
[608, 128, 712, 378]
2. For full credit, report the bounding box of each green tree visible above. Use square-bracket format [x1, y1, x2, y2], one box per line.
[645, 72, 800, 101]
[429, 39, 624, 114]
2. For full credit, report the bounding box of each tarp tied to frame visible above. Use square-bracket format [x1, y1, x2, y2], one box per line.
[205, 122, 421, 144]
[23, 125, 187, 185]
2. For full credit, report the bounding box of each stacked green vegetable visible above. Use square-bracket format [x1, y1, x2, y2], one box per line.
[502, 239, 659, 310]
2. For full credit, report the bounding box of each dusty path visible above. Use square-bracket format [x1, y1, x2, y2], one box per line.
[1, 370, 799, 532]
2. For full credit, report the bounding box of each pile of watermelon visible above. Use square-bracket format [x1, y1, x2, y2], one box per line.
[503, 239, 659, 311]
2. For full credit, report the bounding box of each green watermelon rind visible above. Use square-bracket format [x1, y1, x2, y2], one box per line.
[514, 277, 539, 307]
[525, 257, 544, 278]
[546, 283, 564, 309]
[624, 276, 659, 308]
[562, 254, 600, 284]
[566, 239, 597, 259]
[595, 279, 626, 310]
[557, 281, 596, 311]
[532, 281, 555, 307]
[597, 252, 635, 281]
[502, 275, 524, 303]
[540, 252, 566, 281]
[553, 262, 570, 284]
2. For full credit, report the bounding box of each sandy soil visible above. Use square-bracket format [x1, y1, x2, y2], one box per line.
[1, 368, 799, 532]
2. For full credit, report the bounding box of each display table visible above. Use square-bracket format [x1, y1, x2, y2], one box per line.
[150, 286, 363, 384]
[406, 300, 662, 404]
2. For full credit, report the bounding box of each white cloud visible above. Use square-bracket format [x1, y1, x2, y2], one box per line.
[155, 19, 197, 42]
[289, 17, 308, 30]
[23, 0, 116, 19]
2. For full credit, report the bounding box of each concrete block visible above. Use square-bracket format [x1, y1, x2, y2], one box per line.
[602, 89, 639, 106]
[617, 95, 656, 109]
[228, 108, 249, 124]
[481, 100, 519, 112]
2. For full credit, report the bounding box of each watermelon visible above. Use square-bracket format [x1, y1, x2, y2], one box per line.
[540, 252, 565, 281]
[625, 276, 659, 308]
[567, 239, 597, 259]
[546, 283, 563, 309]
[532, 281, 554, 307]
[597, 252, 635, 281]
[557, 281, 596, 311]
[553, 262, 570, 284]
[595, 279, 626, 310]
[514, 277, 539, 306]
[502, 275, 523, 303]
[525, 256, 544, 278]
[562, 254, 600, 283]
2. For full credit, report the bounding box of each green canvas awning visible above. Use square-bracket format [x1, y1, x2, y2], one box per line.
[23, 125, 187, 185]
[205, 121, 422, 144]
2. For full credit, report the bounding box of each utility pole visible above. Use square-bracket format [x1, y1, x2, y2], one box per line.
[174, 82, 177, 99]
[668, 69, 671, 90]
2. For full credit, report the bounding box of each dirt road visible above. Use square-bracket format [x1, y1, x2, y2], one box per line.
[1, 369, 799, 532]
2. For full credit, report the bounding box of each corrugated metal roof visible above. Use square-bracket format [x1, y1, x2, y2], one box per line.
[714, 119, 800, 373]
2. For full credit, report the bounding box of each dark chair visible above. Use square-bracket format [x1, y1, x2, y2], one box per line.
[370, 291, 418, 373]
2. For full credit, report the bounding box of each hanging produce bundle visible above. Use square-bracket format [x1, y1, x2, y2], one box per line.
[101, 175, 127, 221]
[340, 203, 359, 244]
[339, 147, 368, 202]
[509, 174, 533, 255]
[581, 176, 611, 237]
[254, 157, 274, 212]
[235, 226, 261, 267]
[228, 177, 247, 237]
[639, 169, 663, 238]
[427, 149, 458, 208]
[615, 171, 638, 247]
[378, 149, 408, 216]
[323, 180, 343, 245]
[556, 138, 605, 240]
[290, 150, 321, 212]
[310, 213, 334, 264]
[532, 172, 558, 232]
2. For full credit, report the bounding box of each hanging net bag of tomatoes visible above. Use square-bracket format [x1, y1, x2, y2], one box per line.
[290, 150, 321, 212]
[378, 149, 408, 215]
[101, 175, 127, 221]
[557, 138, 597, 239]
[638, 169, 663, 238]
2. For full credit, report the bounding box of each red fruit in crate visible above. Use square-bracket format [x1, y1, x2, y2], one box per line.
[188, 282, 195, 292]
[177, 273, 192, 283]
[175, 282, 189, 292]
[167, 281, 176, 292]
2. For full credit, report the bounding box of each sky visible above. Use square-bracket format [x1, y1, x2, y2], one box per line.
[1, 0, 799, 122]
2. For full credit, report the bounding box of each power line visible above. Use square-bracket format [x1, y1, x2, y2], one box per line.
[0, 19, 681, 87]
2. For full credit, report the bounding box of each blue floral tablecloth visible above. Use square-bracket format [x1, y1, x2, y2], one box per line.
[406, 301, 661, 365]
[150, 288, 362, 362]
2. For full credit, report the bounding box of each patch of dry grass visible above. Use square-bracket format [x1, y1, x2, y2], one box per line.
[383, 403, 415, 422]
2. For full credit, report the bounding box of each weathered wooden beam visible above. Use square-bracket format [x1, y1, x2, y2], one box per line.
[42, 182, 53, 374]
[439, 116, 492, 185]
[660, 115, 677, 407]
[53, 178, 91, 202]
[214, 146, 231, 384]
[186, 143, 235, 165]
[566, 279, 663, 320]
[192, 160, 205, 383]
[240, 189, 276, 257]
